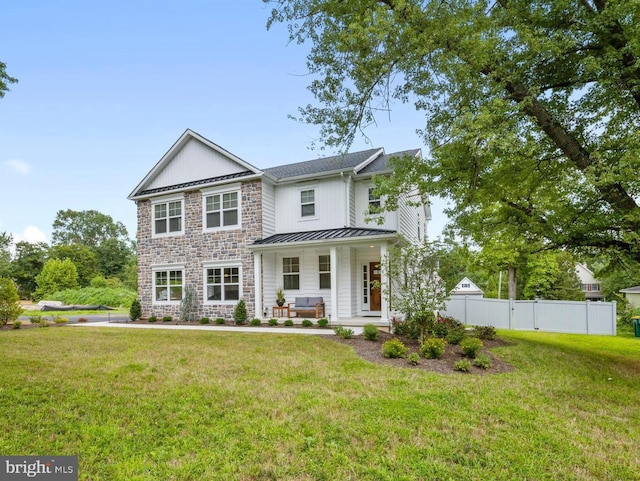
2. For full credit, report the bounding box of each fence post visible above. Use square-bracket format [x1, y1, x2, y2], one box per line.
[585, 301, 590, 335]
[509, 298, 515, 330]
[464, 296, 469, 325]
[533, 299, 538, 330]
[612, 301, 617, 336]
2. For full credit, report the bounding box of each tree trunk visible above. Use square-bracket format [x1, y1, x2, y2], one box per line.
[508, 266, 517, 300]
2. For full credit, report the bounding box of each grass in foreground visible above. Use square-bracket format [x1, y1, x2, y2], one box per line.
[0, 328, 638, 480]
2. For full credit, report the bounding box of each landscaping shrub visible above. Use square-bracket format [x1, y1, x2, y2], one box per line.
[78, 317, 88, 323]
[284, 319, 294, 327]
[333, 325, 354, 339]
[317, 318, 329, 328]
[446, 327, 466, 345]
[199, 317, 210, 324]
[162, 315, 173, 322]
[129, 298, 142, 321]
[474, 325, 497, 340]
[12, 320, 21, 329]
[454, 359, 472, 372]
[233, 299, 247, 325]
[268, 318, 278, 326]
[54, 317, 69, 324]
[148, 315, 157, 323]
[250, 318, 262, 326]
[419, 337, 447, 359]
[363, 323, 379, 341]
[460, 338, 483, 358]
[43, 286, 137, 309]
[473, 354, 492, 369]
[301, 319, 313, 327]
[407, 352, 420, 365]
[391, 317, 421, 339]
[382, 338, 407, 358]
[215, 317, 225, 325]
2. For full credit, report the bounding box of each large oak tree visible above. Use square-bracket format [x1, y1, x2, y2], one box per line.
[267, 0, 640, 263]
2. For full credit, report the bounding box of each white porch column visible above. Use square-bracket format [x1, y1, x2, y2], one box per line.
[380, 243, 389, 324]
[330, 246, 339, 323]
[253, 253, 263, 318]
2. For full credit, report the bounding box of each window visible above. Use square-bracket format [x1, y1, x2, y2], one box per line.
[582, 283, 600, 292]
[154, 200, 182, 235]
[368, 187, 381, 213]
[319, 255, 331, 289]
[283, 257, 300, 289]
[154, 269, 183, 302]
[461, 283, 471, 288]
[300, 189, 315, 217]
[206, 267, 240, 301]
[205, 191, 239, 229]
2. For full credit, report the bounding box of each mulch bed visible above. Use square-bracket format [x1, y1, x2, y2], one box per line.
[331, 330, 514, 375]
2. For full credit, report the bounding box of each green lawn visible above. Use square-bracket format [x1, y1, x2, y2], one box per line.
[1, 328, 638, 481]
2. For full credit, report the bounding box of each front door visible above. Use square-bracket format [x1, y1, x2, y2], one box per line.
[369, 262, 381, 311]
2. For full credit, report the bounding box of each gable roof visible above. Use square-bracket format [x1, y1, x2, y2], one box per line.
[620, 286, 640, 294]
[450, 277, 484, 296]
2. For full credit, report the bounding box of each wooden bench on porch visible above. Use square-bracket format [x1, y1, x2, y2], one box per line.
[287, 297, 326, 318]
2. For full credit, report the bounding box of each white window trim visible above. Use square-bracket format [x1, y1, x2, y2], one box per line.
[151, 194, 185, 238]
[152, 264, 185, 305]
[203, 260, 243, 305]
[318, 254, 331, 290]
[282, 255, 301, 291]
[201, 183, 242, 232]
[298, 186, 318, 221]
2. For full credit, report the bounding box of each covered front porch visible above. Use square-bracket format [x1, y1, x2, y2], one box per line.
[249, 227, 400, 325]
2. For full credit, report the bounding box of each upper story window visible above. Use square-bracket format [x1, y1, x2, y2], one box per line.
[283, 257, 300, 290]
[461, 283, 471, 288]
[153, 268, 183, 303]
[319, 255, 331, 289]
[582, 283, 600, 292]
[203, 185, 241, 231]
[300, 189, 315, 217]
[153, 197, 183, 236]
[368, 187, 381, 214]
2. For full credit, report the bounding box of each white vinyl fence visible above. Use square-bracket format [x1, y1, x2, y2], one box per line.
[441, 297, 617, 335]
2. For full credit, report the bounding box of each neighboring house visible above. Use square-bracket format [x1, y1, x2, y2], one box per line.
[450, 277, 484, 297]
[619, 286, 640, 309]
[128, 129, 430, 324]
[575, 263, 604, 301]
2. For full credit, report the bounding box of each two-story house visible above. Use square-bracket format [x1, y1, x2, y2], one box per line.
[129, 129, 430, 324]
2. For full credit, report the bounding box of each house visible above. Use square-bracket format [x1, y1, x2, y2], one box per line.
[619, 286, 640, 308]
[575, 263, 604, 301]
[128, 129, 430, 324]
[450, 277, 483, 297]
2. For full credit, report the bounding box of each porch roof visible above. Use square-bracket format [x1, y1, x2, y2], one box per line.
[250, 227, 397, 249]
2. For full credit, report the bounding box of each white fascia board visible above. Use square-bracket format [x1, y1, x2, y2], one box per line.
[353, 148, 385, 173]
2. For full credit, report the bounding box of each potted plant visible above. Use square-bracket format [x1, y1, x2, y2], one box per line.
[275, 286, 286, 306]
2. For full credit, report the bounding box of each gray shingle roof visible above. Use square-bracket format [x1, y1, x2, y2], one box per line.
[252, 227, 397, 246]
[358, 149, 421, 174]
[264, 148, 382, 180]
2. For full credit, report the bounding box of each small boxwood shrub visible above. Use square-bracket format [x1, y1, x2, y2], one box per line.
[250, 318, 262, 326]
[162, 315, 172, 322]
[233, 298, 247, 325]
[284, 319, 294, 327]
[363, 323, 379, 341]
[333, 325, 354, 339]
[199, 317, 210, 324]
[382, 338, 407, 358]
[148, 315, 157, 323]
[420, 337, 447, 359]
[474, 325, 497, 340]
[12, 320, 21, 329]
[454, 359, 472, 372]
[54, 317, 69, 324]
[446, 327, 466, 345]
[215, 317, 225, 325]
[460, 338, 483, 358]
[301, 319, 313, 327]
[473, 353, 492, 369]
[268, 318, 278, 326]
[317, 318, 329, 328]
[407, 352, 420, 365]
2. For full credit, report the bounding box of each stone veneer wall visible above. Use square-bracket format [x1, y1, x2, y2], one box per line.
[136, 180, 263, 320]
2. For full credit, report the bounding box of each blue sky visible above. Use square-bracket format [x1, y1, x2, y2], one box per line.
[0, 0, 445, 246]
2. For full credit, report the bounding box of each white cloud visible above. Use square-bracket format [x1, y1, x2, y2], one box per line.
[13, 226, 48, 244]
[4, 159, 33, 175]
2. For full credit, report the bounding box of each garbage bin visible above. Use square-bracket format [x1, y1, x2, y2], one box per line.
[634, 318, 640, 337]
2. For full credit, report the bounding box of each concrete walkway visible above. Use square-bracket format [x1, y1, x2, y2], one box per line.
[70, 320, 363, 336]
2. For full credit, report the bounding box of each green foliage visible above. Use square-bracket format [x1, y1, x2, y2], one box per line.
[284, 319, 294, 327]
[301, 319, 313, 327]
[233, 299, 247, 325]
[34, 258, 79, 300]
[0, 277, 22, 326]
[179, 286, 197, 322]
[523, 251, 584, 300]
[54, 317, 69, 324]
[382, 338, 407, 359]
[49, 243, 98, 287]
[162, 316, 172, 322]
[317, 318, 329, 328]
[250, 318, 262, 326]
[0, 60, 18, 99]
[199, 317, 210, 324]
[333, 325, 354, 339]
[363, 323, 379, 341]
[460, 338, 484, 359]
[90, 276, 108, 288]
[407, 352, 420, 365]
[12, 320, 21, 329]
[268, 318, 278, 326]
[44, 287, 136, 308]
[215, 317, 225, 325]
[446, 328, 466, 345]
[474, 325, 497, 340]
[148, 316, 157, 323]
[453, 359, 472, 372]
[129, 299, 142, 321]
[473, 354, 492, 369]
[420, 337, 447, 359]
[10, 241, 48, 299]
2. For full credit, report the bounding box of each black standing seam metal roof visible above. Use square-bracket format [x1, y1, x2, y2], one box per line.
[252, 227, 397, 246]
[135, 170, 255, 196]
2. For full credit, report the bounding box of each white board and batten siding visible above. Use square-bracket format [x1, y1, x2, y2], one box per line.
[353, 180, 397, 231]
[441, 297, 617, 336]
[261, 181, 276, 237]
